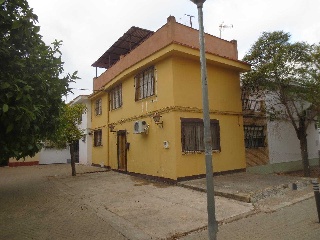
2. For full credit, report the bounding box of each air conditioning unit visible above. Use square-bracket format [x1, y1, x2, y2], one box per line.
[134, 120, 147, 134]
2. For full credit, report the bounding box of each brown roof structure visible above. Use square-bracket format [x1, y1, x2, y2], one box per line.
[92, 26, 154, 69]
[92, 16, 250, 92]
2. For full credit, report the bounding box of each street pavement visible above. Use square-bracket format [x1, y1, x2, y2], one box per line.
[0, 164, 319, 239]
[181, 197, 320, 240]
[0, 165, 126, 240]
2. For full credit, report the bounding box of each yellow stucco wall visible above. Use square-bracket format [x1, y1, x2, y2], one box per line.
[173, 112, 246, 179]
[9, 152, 40, 166]
[90, 94, 109, 166]
[108, 58, 175, 123]
[108, 113, 177, 179]
[105, 58, 177, 179]
[171, 56, 246, 178]
[9, 153, 40, 163]
[172, 56, 243, 112]
[90, 43, 248, 180]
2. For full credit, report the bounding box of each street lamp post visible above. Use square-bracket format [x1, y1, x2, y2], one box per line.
[190, 0, 218, 239]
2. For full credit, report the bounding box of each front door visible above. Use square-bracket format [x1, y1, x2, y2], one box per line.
[117, 130, 127, 171]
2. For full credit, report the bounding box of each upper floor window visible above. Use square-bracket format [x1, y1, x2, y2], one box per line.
[135, 66, 155, 101]
[95, 98, 102, 115]
[109, 84, 122, 110]
[181, 118, 220, 153]
[244, 125, 265, 148]
[93, 129, 102, 147]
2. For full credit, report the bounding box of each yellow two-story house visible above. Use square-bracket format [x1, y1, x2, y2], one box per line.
[89, 16, 250, 181]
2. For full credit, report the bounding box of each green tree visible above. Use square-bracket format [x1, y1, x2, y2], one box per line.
[242, 31, 320, 177]
[52, 104, 86, 176]
[0, 0, 77, 164]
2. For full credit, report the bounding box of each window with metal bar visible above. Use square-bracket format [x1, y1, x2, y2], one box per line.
[93, 129, 102, 147]
[181, 118, 220, 153]
[109, 84, 122, 110]
[95, 98, 102, 115]
[134, 66, 155, 101]
[244, 125, 265, 148]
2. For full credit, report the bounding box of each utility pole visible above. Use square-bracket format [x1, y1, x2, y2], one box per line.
[190, 0, 218, 239]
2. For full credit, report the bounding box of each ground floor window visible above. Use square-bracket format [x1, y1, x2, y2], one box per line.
[93, 129, 102, 147]
[244, 125, 265, 148]
[181, 118, 220, 153]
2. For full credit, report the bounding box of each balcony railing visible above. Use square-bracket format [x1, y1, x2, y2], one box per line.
[242, 99, 263, 112]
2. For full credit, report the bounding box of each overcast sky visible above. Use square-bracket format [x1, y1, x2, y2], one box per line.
[27, 0, 320, 102]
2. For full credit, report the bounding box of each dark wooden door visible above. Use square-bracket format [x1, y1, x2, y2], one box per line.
[117, 131, 127, 171]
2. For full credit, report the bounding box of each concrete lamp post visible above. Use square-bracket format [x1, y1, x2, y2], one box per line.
[189, 0, 218, 239]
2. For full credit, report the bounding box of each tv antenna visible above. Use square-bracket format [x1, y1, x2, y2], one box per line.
[185, 14, 195, 28]
[219, 22, 233, 38]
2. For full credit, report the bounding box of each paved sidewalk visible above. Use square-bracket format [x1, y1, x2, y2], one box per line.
[180, 198, 320, 240]
[0, 164, 253, 240]
[179, 172, 316, 203]
[51, 168, 254, 239]
[1, 164, 317, 239]
[0, 165, 125, 240]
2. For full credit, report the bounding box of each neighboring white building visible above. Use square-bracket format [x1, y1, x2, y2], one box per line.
[265, 119, 319, 171]
[8, 147, 70, 166]
[8, 95, 92, 167]
[69, 95, 92, 165]
[243, 90, 319, 173]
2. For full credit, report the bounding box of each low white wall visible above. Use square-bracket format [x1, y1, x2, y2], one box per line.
[79, 137, 90, 165]
[39, 148, 70, 165]
[267, 120, 318, 164]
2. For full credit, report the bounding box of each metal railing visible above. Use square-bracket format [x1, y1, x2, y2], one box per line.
[242, 99, 262, 112]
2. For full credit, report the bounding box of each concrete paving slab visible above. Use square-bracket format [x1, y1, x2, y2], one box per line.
[2, 164, 315, 240]
[180, 198, 320, 240]
[178, 172, 315, 203]
[0, 164, 126, 240]
[53, 170, 254, 239]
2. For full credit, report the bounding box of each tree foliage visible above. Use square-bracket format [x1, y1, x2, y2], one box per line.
[51, 103, 86, 176]
[0, 0, 77, 163]
[242, 31, 320, 176]
[52, 104, 86, 146]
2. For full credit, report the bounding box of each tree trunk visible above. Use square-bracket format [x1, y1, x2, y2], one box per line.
[69, 142, 76, 176]
[299, 136, 310, 177]
[298, 117, 310, 177]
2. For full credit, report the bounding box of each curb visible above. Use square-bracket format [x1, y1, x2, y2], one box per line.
[178, 178, 315, 203]
[177, 183, 251, 202]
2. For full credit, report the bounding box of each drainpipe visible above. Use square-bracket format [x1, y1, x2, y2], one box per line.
[312, 180, 320, 223]
[107, 93, 110, 168]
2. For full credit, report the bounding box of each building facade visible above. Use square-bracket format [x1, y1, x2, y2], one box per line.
[89, 16, 250, 180]
[69, 95, 92, 165]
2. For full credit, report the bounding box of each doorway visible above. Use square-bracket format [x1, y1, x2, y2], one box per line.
[71, 140, 79, 163]
[117, 130, 127, 171]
